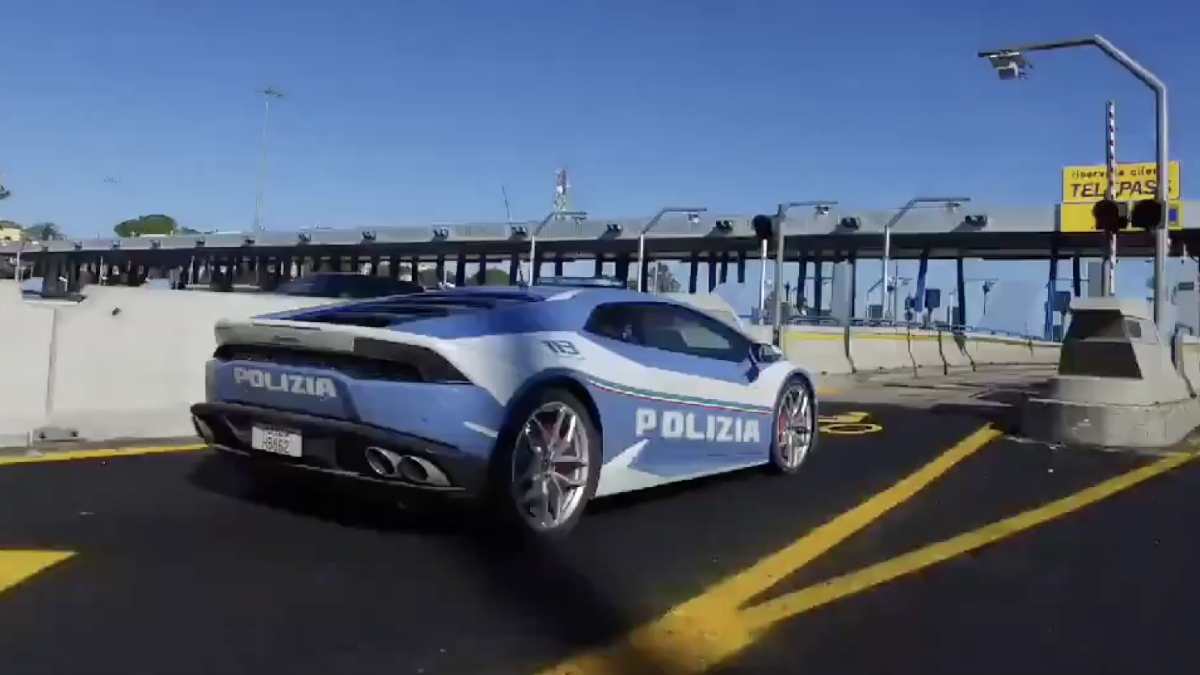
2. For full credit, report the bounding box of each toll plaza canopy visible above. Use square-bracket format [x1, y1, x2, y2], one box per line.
[3, 202, 1197, 267]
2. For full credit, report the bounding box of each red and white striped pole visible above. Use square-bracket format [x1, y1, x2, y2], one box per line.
[1104, 100, 1118, 296]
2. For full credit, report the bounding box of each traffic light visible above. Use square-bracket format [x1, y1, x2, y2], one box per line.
[1091, 199, 1127, 233]
[1130, 199, 1165, 230]
[751, 214, 774, 240]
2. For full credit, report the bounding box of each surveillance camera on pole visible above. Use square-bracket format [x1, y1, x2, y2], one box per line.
[984, 51, 1031, 80]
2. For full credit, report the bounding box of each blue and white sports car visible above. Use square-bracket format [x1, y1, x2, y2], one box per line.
[191, 284, 818, 537]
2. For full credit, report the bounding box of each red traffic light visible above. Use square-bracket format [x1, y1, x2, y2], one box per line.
[1130, 199, 1165, 230]
[1091, 199, 1126, 233]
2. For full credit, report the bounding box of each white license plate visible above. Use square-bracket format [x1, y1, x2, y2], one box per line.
[251, 426, 302, 457]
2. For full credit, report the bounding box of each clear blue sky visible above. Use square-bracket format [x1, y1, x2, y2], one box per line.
[2, 0, 1197, 329]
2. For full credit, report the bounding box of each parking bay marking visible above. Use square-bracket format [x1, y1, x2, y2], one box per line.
[538, 424, 1000, 675]
[0, 550, 75, 596]
[740, 449, 1197, 631]
[0, 444, 204, 467]
[818, 411, 883, 436]
[540, 435, 1197, 674]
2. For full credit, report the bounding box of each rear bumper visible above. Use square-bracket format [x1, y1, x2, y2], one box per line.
[190, 402, 492, 499]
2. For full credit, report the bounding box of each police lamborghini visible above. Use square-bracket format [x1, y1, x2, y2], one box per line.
[191, 282, 817, 538]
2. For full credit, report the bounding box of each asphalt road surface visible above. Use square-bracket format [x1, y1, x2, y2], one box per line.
[1, 402, 1197, 674]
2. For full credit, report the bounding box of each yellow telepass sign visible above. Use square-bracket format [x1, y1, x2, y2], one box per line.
[1060, 161, 1182, 232]
[1061, 161, 1180, 203]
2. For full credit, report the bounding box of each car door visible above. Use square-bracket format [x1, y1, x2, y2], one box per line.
[583, 302, 767, 481]
[631, 304, 769, 464]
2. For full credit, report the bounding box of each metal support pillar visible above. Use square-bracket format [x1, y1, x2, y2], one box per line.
[532, 251, 543, 284]
[1072, 254, 1082, 296]
[688, 253, 699, 294]
[707, 252, 718, 292]
[813, 256, 823, 316]
[454, 252, 466, 287]
[435, 256, 445, 286]
[719, 252, 729, 284]
[509, 254, 519, 285]
[797, 253, 807, 312]
[849, 250, 858, 319]
[594, 255, 604, 278]
[1045, 239, 1059, 340]
[638, 255, 650, 292]
[554, 257, 564, 277]
[615, 254, 630, 286]
[737, 249, 747, 284]
[476, 254, 487, 285]
[913, 249, 930, 319]
[956, 255, 967, 327]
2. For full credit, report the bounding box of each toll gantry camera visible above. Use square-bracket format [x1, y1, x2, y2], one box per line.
[984, 50, 1030, 80]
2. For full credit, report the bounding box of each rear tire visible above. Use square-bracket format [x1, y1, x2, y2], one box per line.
[769, 377, 817, 474]
[490, 387, 600, 540]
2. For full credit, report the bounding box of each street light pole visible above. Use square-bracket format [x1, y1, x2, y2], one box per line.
[978, 35, 1169, 325]
[637, 207, 706, 292]
[254, 87, 285, 233]
[881, 197, 970, 319]
[773, 201, 837, 343]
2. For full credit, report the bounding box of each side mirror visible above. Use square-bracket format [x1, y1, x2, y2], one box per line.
[750, 342, 784, 364]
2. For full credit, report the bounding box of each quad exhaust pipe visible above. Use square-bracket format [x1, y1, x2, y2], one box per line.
[364, 446, 451, 487]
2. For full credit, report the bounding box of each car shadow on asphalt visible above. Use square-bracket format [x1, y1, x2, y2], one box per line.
[186, 452, 770, 659]
[186, 453, 473, 536]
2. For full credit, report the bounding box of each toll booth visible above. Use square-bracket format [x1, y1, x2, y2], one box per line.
[1023, 297, 1197, 447]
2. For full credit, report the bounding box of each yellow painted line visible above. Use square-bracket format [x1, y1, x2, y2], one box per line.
[696, 424, 998, 607]
[785, 334, 844, 342]
[740, 449, 1197, 633]
[537, 425, 999, 675]
[0, 443, 205, 467]
[814, 387, 840, 397]
[0, 550, 75, 594]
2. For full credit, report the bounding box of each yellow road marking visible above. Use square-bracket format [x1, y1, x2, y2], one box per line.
[0, 444, 205, 467]
[0, 550, 75, 594]
[741, 449, 1197, 631]
[785, 333, 844, 342]
[538, 425, 999, 675]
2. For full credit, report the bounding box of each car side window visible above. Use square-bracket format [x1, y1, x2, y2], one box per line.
[584, 304, 639, 344]
[637, 305, 749, 362]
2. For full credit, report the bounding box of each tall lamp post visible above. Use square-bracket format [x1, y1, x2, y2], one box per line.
[881, 197, 970, 319]
[528, 210, 587, 284]
[773, 201, 837, 343]
[978, 35, 1170, 325]
[637, 207, 706, 292]
[254, 87, 285, 232]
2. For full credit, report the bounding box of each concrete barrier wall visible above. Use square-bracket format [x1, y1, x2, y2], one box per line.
[782, 326, 852, 375]
[968, 335, 1026, 365]
[1030, 339, 1062, 365]
[42, 287, 327, 441]
[848, 326, 914, 373]
[1180, 337, 1200, 392]
[939, 330, 974, 371]
[907, 328, 943, 373]
[0, 281, 56, 445]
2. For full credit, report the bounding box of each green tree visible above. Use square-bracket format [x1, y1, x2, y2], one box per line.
[24, 222, 65, 241]
[114, 214, 178, 237]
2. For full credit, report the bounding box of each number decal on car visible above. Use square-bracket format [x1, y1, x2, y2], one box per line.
[543, 340, 581, 357]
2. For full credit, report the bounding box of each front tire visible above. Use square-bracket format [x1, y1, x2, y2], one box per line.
[770, 377, 817, 474]
[492, 387, 600, 540]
